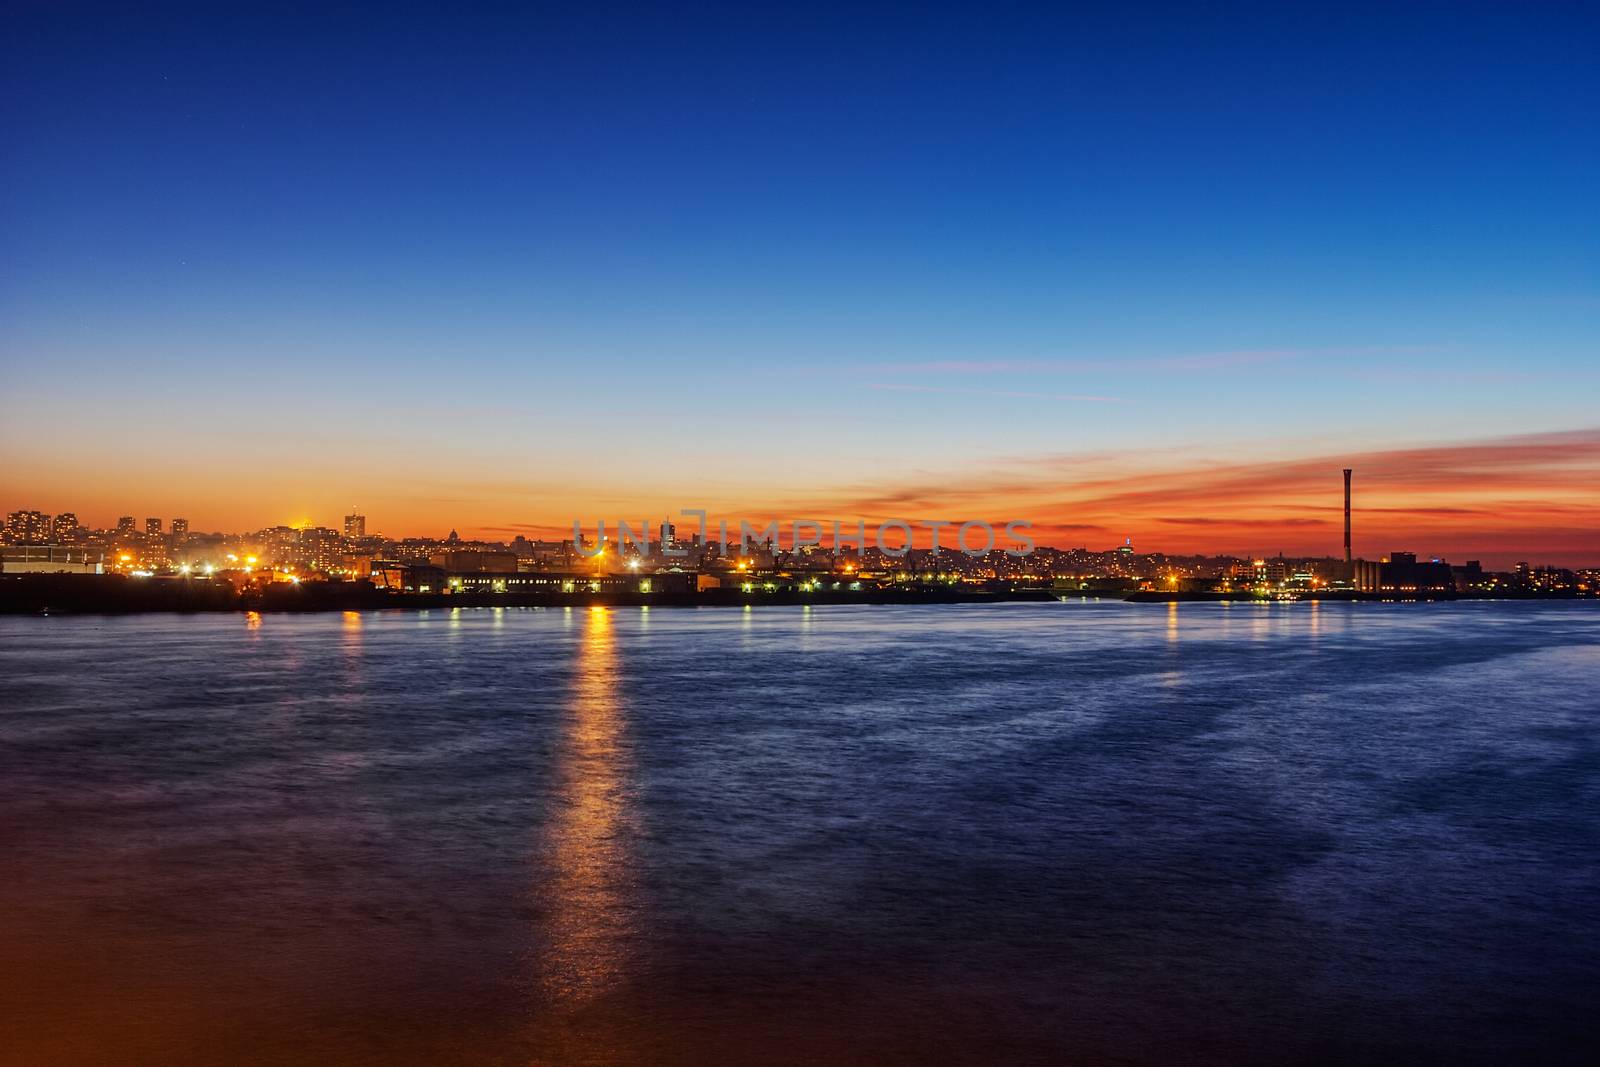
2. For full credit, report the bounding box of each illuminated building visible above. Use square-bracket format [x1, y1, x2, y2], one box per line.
[1353, 551, 1455, 595]
[371, 561, 446, 592]
[1253, 557, 1289, 585]
[145, 517, 162, 535]
[115, 516, 136, 537]
[448, 571, 697, 595]
[4, 509, 52, 544]
[343, 511, 366, 538]
[252, 526, 303, 567]
[298, 527, 344, 572]
[1451, 560, 1484, 592]
[171, 518, 189, 537]
[52, 512, 81, 542]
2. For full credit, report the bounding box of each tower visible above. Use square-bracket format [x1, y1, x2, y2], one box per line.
[1343, 468, 1352, 564]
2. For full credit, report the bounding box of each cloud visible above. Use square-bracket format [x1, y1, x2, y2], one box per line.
[859, 345, 1442, 377]
[866, 383, 1125, 403]
[802, 426, 1600, 565]
[1158, 517, 1330, 527]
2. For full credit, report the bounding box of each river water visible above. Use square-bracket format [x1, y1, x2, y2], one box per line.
[2, 601, 1597, 1064]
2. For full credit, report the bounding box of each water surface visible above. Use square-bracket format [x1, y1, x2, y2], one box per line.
[3, 602, 1597, 1064]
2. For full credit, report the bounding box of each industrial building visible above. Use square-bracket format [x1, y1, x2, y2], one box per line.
[1353, 552, 1456, 595]
[1, 546, 105, 574]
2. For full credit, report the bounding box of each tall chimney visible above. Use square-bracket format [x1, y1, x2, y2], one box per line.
[1343, 468, 1352, 563]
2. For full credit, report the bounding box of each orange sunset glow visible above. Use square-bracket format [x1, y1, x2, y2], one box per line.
[8, 427, 1596, 568]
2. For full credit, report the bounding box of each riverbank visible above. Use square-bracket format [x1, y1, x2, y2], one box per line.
[1, 574, 1064, 614]
[3, 574, 1590, 614]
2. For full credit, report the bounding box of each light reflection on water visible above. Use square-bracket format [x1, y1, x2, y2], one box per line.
[539, 607, 636, 1004]
[0, 601, 1597, 1065]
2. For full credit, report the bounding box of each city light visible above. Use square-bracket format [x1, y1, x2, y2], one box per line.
[2, 501, 1592, 602]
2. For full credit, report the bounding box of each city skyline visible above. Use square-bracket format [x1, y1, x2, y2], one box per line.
[5, 9, 1600, 1064]
[6, 424, 1598, 568]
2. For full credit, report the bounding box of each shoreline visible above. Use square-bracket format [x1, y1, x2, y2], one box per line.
[2, 574, 1591, 615]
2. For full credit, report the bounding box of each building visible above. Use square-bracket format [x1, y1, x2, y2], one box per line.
[116, 516, 137, 537]
[1354, 551, 1455, 595]
[251, 525, 302, 567]
[1451, 560, 1484, 592]
[447, 571, 697, 596]
[1254, 557, 1289, 586]
[1, 546, 104, 574]
[370, 561, 446, 592]
[145, 517, 163, 535]
[4, 509, 52, 544]
[429, 550, 518, 573]
[52, 513, 81, 542]
[171, 518, 189, 537]
[298, 527, 344, 572]
[343, 511, 366, 538]
[511, 537, 580, 569]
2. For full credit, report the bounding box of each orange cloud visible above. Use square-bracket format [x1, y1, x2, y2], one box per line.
[9, 427, 1596, 568]
[778, 427, 1600, 567]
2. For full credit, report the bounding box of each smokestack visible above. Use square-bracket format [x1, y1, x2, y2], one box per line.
[1343, 468, 1353, 564]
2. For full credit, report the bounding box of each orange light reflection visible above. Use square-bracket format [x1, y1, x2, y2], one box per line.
[539, 606, 635, 1004]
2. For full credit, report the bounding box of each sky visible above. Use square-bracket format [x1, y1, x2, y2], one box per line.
[2, 2, 1597, 566]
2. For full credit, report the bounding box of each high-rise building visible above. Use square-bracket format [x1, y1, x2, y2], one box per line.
[171, 518, 189, 537]
[343, 511, 366, 539]
[4, 509, 52, 544]
[299, 526, 344, 571]
[145, 517, 163, 535]
[116, 516, 137, 537]
[52, 512, 81, 543]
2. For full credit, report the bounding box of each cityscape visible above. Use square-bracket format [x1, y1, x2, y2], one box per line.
[5, 4, 1599, 1064]
[4, 492, 1593, 606]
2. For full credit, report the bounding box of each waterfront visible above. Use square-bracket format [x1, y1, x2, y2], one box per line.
[2, 602, 1598, 1064]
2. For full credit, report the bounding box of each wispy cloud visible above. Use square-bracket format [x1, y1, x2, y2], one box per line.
[867, 383, 1126, 403]
[788, 426, 1600, 565]
[1157, 516, 1330, 527]
[860, 345, 1442, 377]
